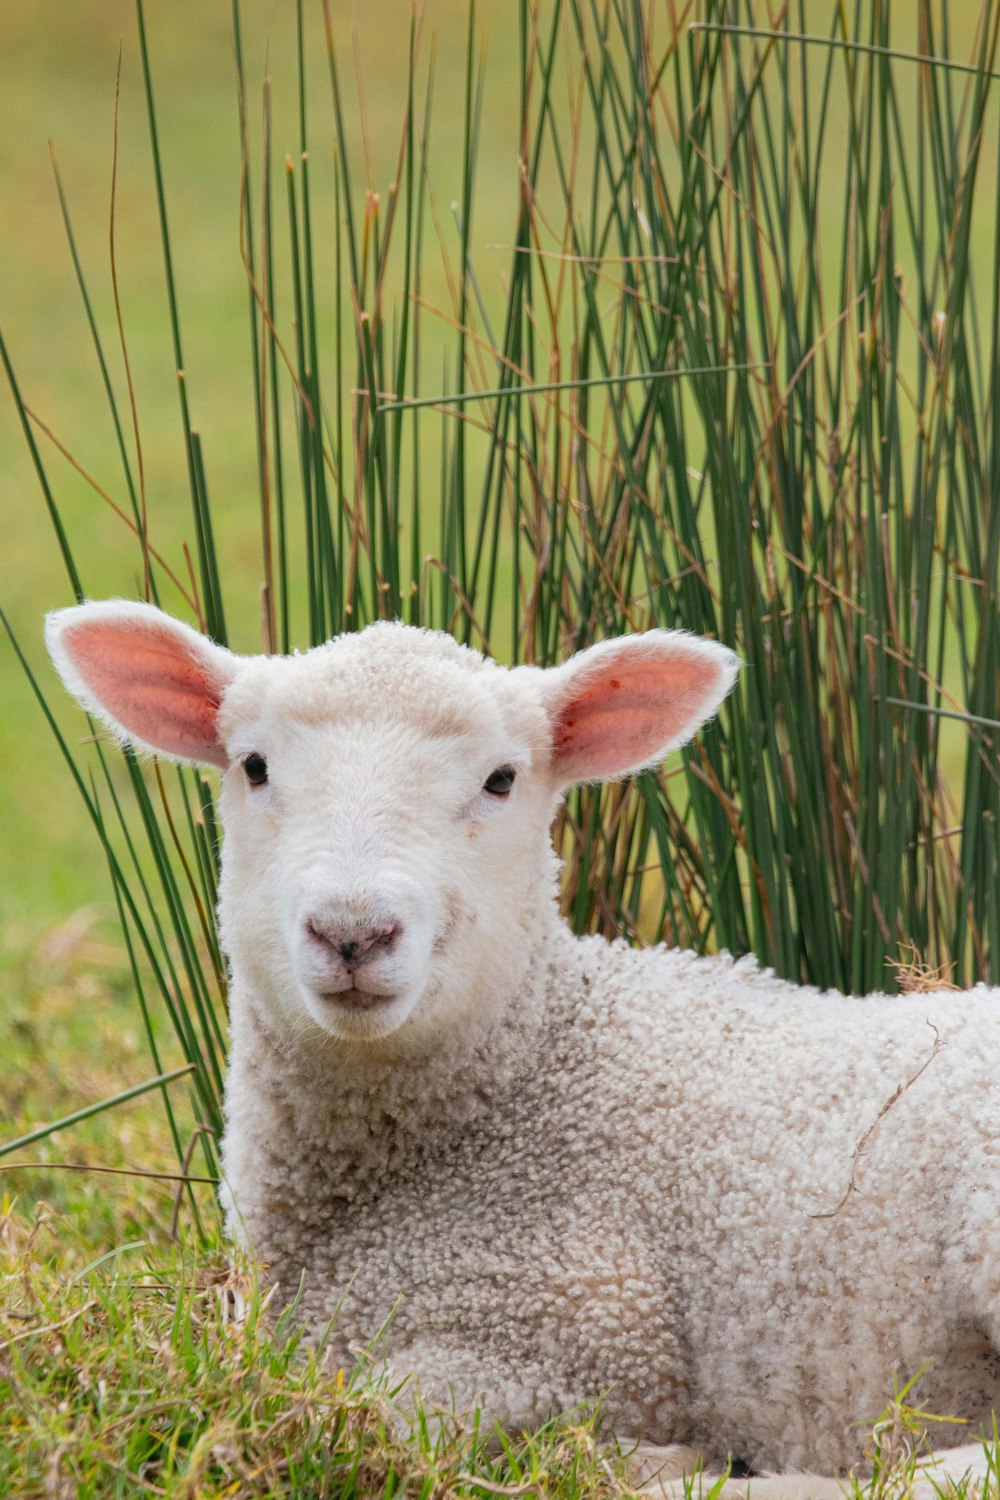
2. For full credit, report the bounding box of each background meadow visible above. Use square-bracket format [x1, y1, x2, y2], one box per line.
[2, 2, 999, 1493]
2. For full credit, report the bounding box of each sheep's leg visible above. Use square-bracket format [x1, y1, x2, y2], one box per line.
[658, 1477, 844, 1500]
[630, 1441, 997, 1500]
[909, 1441, 996, 1498]
[624, 1441, 721, 1490]
[626, 1447, 845, 1500]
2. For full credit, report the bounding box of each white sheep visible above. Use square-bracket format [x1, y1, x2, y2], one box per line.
[47, 599, 1000, 1500]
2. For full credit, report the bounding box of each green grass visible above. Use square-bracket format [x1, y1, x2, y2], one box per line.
[0, 1206, 631, 1499]
[3, 0, 1000, 1493]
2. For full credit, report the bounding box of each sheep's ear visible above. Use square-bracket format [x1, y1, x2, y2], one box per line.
[45, 600, 237, 769]
[539, 630, 739, 788]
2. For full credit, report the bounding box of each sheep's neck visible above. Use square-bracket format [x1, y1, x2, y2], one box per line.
[226, 911, 583, 1202]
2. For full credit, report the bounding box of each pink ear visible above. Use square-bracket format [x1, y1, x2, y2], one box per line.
[542, 631, 739, 787]
[46, 601, 237, 769]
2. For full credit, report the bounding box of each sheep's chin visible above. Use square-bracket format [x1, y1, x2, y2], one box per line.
[298, 984, 422, 1042]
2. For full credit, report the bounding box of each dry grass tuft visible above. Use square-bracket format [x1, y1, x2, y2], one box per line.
[887, 946, 961, 995]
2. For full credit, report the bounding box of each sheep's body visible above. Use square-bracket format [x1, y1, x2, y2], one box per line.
[46, 601, 1000, 1487]
[223, 926, 1000, 1473]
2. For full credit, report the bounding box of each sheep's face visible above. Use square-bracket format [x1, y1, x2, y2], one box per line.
[46, 603, 739, 1050]
[213, 627, 560, 1044]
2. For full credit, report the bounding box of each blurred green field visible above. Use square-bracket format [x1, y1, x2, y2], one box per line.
[0, 0, 523, 964]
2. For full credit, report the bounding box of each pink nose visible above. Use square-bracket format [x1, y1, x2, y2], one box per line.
[305, 915, 402, 968]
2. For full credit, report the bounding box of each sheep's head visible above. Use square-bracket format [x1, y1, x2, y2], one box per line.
[46, 602, 738, 1050]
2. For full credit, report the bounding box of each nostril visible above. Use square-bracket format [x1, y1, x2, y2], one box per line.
[305, 916, 403, 966]
[371, 922, 401, 952]
[306, 918, 332, 950]
[345, 923, 402, 962]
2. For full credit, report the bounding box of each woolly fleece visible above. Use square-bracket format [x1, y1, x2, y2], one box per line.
[225, 936, 1000, 1473]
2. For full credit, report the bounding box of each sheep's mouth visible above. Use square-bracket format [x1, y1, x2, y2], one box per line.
[318, 987, 397, 1011]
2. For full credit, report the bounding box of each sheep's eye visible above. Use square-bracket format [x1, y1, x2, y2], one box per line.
[243, 752, 269, 787]
[484, 765, 516, 797]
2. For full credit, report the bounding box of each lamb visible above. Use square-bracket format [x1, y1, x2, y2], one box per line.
[46, 599, 1000, 1498]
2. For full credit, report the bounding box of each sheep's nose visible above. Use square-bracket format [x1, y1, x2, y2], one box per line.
[305, 914, 402, 967]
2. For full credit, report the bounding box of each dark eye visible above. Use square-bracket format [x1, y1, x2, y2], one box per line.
[243, 752, 268, 787]
[484, 765, 516, 797]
